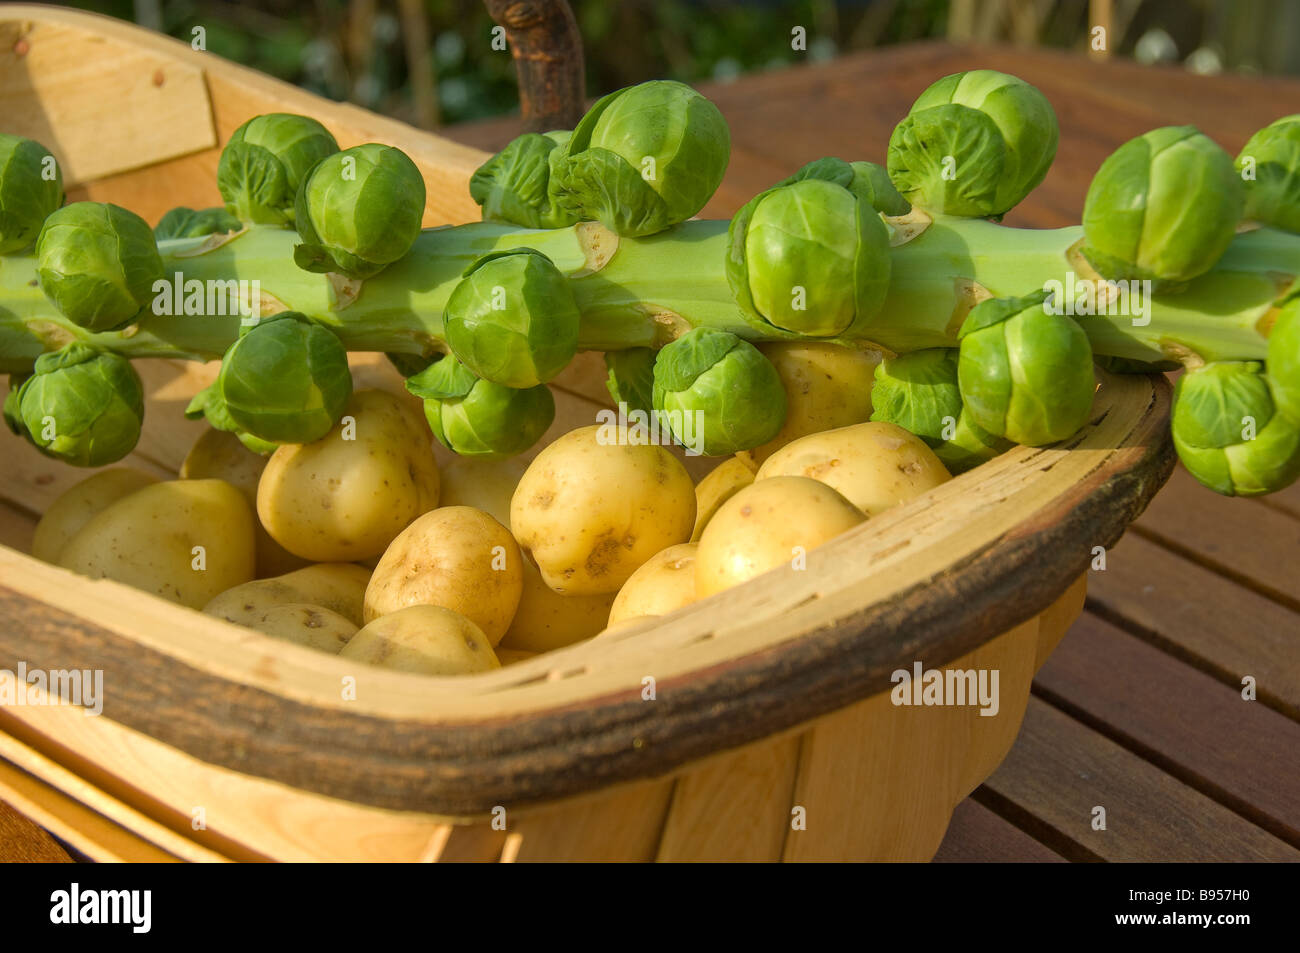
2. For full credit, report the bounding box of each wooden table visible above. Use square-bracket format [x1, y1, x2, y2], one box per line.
[447, 43, 1300, 863]
[3, 42, 1297, 863]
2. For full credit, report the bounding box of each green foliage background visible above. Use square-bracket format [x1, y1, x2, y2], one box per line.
[62, 1, 1300, 127]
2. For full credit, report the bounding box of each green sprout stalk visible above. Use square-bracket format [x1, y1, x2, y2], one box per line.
[3, 68, 1299, 498]
[2, 216, 1292, 374]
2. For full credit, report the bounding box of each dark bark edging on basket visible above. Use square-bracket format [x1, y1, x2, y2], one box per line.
[0, 384, 1175, 816]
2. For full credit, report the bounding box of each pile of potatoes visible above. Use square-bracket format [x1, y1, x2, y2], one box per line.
[31, 343, 955, 677]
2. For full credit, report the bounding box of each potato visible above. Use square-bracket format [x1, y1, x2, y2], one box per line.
[511, 425, 696, 595]
[756, 421, 951, 517]
[695, 476, 864, 598]
[241, 603, 358, 653]
[608, 543, 698, 625]
[363, 506, 523, 644]
[497, 559, 614, 654]
[203, 563, 372, 627]
[181, 427, 308, 577]
[437, 456, 524, 529]
[340, 605, 500, 675]
[691, 458, 755, 542]
[737, 342, 882, 468]
[496, 647, 540, 666]
[31, 467, 157, 563]
[257, 390, 441, 562]
[58, 479, 256, 608]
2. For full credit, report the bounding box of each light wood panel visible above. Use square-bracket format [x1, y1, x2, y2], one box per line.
[0, 16, 214, 185]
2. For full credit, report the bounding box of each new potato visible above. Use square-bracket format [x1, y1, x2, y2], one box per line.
[58, 479, 256, 608]
[242, 603, 358, 653]
[695, 475, 864, 597]
[737, 341, 882, 468]
[363, 506, 523, 644]
[203, 562, 372, 627]
[437, 456, 524, 528]
[31, 467, 157, 563]
[511, 425, 696, 595]
[497, 559, 615, 653]
[181, 426, 308, 576]
[608, 543, 698, 624]
[258, 390, 441, 562]
[496, 647, 540, 666]
[756, 421, 951, 516]
[691, 458, 754, 542]
[341, 605, 500, 675]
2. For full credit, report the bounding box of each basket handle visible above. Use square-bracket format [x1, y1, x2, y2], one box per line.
[483, 0, 585, 132]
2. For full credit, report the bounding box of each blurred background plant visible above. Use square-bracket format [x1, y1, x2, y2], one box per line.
[70, 0, 1300, 128]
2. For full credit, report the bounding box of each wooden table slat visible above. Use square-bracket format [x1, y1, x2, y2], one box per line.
[984, 697, 1300, 862]
[1131, 467, 1300, 611]
[1035, 612, 1300, 845]
[1086, 533, 1300, 718]
[932, 798, 1067, 863]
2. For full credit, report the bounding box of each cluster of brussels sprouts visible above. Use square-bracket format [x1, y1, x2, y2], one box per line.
[2, 70, 1300, 500]
[862, 75, 1300, 494]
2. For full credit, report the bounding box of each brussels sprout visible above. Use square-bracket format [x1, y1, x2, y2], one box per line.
[848, 160, 911, 217]
[651, 328, 786, 456]
[887, 70, 1058, 219]
[1082, 126, 1244, 283]
[957, 290, 1095, 446]
[469, 130, 579, 230]
[1236, 115, 1300, 234]
[763, 157, 910, 217]
[605, 347, 657, 414]
[1172, 361, 1300, 496]
[1267, 292, 1300, 423]
[11, 344, 143, 466]
[406, 355, 554, 458]
[869, 349, 964, 444]
[35, 202, 164, 331]
[4, 374, 29, 436]
[183, 384, 279, 456]
[385, 351, 439, 378]
[214, 313, 353, 444]
[217, 114, 339, 226]
[0, 133, 63, 254]
[551, 80, 730, 237]
[154, 206, 242, 241]
[931, 409, 1011, 474]
[869, 348, 1010, 473]
[293, 143, 426, 279]
[444, 248, 580, 388]
[726, 172, 892, 337]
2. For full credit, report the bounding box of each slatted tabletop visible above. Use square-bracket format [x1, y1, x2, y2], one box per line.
[1, 42, 1296, 863]
[446, 42, 1300, 864]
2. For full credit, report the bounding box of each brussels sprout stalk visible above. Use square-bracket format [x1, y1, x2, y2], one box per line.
[1, 218, 1295, 377]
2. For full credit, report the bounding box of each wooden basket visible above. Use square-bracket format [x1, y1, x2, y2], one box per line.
[0, 6, 1175, 862]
